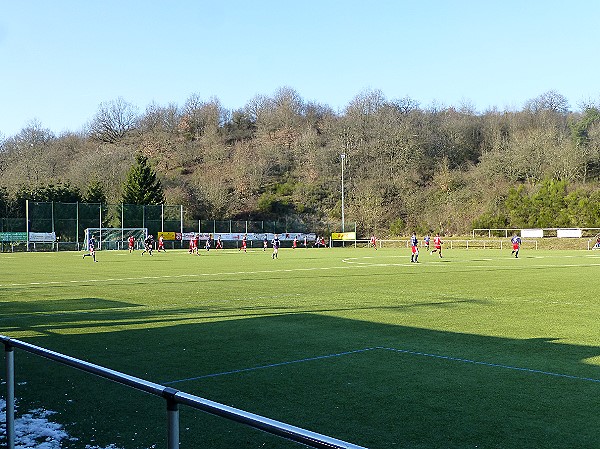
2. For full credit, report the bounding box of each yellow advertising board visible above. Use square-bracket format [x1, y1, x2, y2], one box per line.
[157, 231, 176, 240]
[331, 232, 356, 241]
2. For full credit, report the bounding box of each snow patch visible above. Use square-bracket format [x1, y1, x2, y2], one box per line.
[0, 398, 124, 449]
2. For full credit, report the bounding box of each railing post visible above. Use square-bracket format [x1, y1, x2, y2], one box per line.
[164, 388, 180, 449]
[5, 343, 15, 449]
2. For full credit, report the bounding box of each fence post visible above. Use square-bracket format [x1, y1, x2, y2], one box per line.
[163, 388, 180, 449]
[5, 343, 15, 449]
[26, 199, 29, 252]
[180, 206, 184, 249]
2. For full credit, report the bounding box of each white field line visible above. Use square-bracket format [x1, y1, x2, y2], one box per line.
[0, 266, 352, 289]
[163, 348, 379, 385]
[2, 253, 600, 289]
[163, 346, 600, 386]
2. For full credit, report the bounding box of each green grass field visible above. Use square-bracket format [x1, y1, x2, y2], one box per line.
[1, 246, 600, 448]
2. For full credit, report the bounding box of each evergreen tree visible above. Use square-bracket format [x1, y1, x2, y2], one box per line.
[122, 153, 165, 205]
[84, 179, 107, 204]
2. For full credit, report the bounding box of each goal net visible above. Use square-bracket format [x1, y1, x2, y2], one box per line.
[84, 228, 147, 250]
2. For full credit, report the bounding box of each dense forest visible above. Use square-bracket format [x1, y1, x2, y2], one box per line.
[1, 88, 600, 236]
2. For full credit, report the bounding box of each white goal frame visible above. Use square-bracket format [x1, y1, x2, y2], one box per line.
[84, 228, 148, 251]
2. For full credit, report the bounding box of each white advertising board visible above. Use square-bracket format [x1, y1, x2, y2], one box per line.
[556, 229, 582, 238]
[521, 229, 544, 238]
[28, 232, 56, 242]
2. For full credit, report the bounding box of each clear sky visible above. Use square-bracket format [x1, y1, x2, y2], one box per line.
[1, 0, 599, 137]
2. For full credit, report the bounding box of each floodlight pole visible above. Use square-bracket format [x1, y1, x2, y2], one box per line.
[341, 153, 346, 233]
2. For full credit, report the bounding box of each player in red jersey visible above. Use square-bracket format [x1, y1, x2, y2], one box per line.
[370, 235, 377, 250]
[292, 237, 297, 249]
[215, 236, 223, 249]
[157, 235, 166, 252]
[430, 233, 443, 258]
[128, 235, 135, 253]
[189, 235, 199, 254]
[240, 234, 247, 252]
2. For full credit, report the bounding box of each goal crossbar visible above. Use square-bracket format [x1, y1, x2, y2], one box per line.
[84, 228, 147, 250]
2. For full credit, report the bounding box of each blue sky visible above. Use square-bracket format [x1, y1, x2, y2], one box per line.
[1, 0, 599, 137]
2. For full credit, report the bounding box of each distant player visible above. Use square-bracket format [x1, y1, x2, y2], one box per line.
[370, 235, 377, 250]
[292, 237, 297, 249]
[271, 234, 281, 259]
[128, 235, 135, 253]
[511, 234, 522, 258]
[83, 236, 97, 262]
[205, 237, 211, 252]
[410, 232, 419, 263]
[141, 234, 154, 256]
[263, 235, 269, 251]
[157, 235, 166, 252]
[423, 234, 430, 251]
[240, 234, 247, 252]
[215, 236, 223, 249]
[188, 234, 199, 254]
[430, 233, 443, 258]
[303, 235, 307, 247]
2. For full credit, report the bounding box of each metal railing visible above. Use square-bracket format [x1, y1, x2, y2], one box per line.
[1, 335, 367, 449]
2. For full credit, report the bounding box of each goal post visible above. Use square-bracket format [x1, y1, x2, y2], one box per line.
[84, 228, 148, 251]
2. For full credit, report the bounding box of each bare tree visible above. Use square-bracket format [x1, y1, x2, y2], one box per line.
[139, 101, 180, 134]
[88, 97, 139, 143]
[524, 90, 570, 114]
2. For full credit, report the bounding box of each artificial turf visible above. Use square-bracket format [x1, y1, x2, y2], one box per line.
[1, 246, 599, 448]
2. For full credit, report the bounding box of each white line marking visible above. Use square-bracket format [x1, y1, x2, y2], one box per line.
[163, 348, 378, 384]
[163, 346, 600, 385]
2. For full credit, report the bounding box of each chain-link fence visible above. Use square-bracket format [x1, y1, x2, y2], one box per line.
[0, 202, 337, 251]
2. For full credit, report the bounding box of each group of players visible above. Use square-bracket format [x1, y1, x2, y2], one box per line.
[370, 231, 521, 263]
[224, 234, 283, 259]
[82, 232, 523, 263]
[404, 232, 444, 263]
[82, 234, 162, 262]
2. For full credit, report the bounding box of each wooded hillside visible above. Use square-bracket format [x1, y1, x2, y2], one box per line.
[2, 88, 600, 236]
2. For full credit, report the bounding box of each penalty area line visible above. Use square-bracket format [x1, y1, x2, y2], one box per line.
[378, 346, 600, 384]
[164, 345, 600, 386]
[163, 347, 378, 385]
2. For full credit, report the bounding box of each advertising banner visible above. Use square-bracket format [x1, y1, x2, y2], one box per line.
[0, 232, 27, 242]
[29, 232, 56, 242]
[556, 229, 582, 238]
[180, 232, 317, 242]
[521, 229, 544, 238]
[331, 232, 357, 241]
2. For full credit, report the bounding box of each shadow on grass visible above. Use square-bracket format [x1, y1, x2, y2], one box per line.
[0, 298, 141, 315]
[0, 297, 486, 336]
[1, 310, 600, 449]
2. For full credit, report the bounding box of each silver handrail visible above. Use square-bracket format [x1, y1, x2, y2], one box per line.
[1, 335, 367, 449]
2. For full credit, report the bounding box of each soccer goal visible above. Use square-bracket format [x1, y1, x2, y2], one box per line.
[84, 228, 147, 250]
